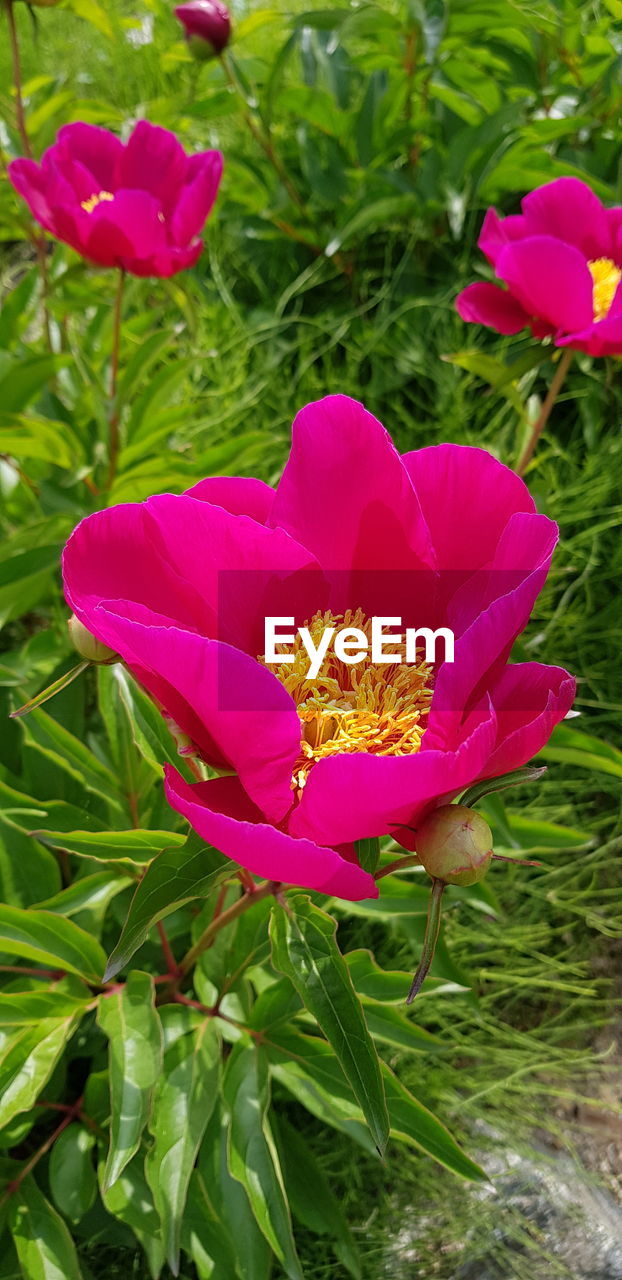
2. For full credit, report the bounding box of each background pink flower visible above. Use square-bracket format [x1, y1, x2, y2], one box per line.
[62, 396, 575, 900]
[456, 177, 622, 356]
[9, 120, 223, 277]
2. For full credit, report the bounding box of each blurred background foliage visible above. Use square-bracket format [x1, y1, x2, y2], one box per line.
[0, 0, 621, 1277]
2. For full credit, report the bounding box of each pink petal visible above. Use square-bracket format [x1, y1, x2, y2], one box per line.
[171, 150, 223, 245]
[288, 708, 497, 847]
[269, 395, 435, 581]
[496, 235, 593, 332]
[482, 662, 576, 775]
[91, 612, 301, 821]
[556, 313, 622, 357]
[164, 770, 378, 901]
[8, 159, 56, 233]
[122, 241, 203, 278]
[184, 476, 275, 522]
[401, 443, 535, 571]
[455, 281, 530, 335]
[84, 189, 168, 267]
[56, 123, 124, 191]
[478, 207, 529, 264]
[521, 177, 611, 260]
[118, 121, 187, 211]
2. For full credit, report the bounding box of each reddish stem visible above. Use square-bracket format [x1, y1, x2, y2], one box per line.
[157, 921, 180, 978]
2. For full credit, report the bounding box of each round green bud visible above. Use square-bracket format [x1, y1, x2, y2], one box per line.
[415, 804, 493, 886]
[68, 615, 116, 664]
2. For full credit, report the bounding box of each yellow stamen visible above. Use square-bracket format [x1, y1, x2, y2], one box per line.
[263, 609, 434, 792]
[81, 190, 114, 214]
[588, 257, 621, 322]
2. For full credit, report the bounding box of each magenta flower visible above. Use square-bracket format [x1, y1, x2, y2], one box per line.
[175, 0, 231, 58]
[62, 396, 574, 901]
[8, 121, 223, 278]
[456, 177, 622, 356]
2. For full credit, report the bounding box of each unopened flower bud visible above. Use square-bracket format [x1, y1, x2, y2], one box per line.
[68, 615, 116, 664]
[175, 0, 231, 60]
[416, 804, 493, 886]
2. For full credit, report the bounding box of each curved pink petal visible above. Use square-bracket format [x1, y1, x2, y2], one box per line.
[89, 612, 301, 821]
[478, 208, 529, 264]
[184, 476, 275, 522]
[8, 159, 56, 232]
[117, 120, 187, 211]
[56, 123, 124, 191]
[521, 177, 611, 260]
[401, 443, 535, 572]
[123, 241, 203, 278]
[557, 312, 622, 357]
[171, 151, 223, 245]
[84, 190, 168, 267]
[164, 769, 377, 901]
[455, 281, 530, 335]
[482, 662, 576, 776]
[496, 235, 593, 332]
[288, 707, 497, 847]
[269, 396, 435, 583]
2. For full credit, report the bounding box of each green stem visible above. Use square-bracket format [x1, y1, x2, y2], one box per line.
[406, 877, 446, 1004]
[178, 879, 279, 977]
[516, 348, 573, 476]
[375, 853, 421, 881]
[219, 52, 307, 213]
[106, 268, 125, 490]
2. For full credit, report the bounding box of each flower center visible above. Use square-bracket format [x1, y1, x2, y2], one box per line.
[81, 190, 114, 214]
[265, 609, 434, 792]
[588, 257, 621, 322]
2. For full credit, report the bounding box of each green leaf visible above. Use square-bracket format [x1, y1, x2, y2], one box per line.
[104, 833, 232, 981]
[97, 971, 163, 1191]
[270, 897, 389, 1154]
[460, 765, 547, 807]
[354, 837, 380, 875]
[100, 1155, 165, 1280]
[537, 723, 622, 779]
[0, 416, 84, 471]
[66, 0, 113, 37]
[381, 1063, 486, 1181]
[0, 355, 69, 414]
[0, 904, 106, 982]
[274, 1115, 361, 1279]
[223, 1042, 303, 1279]
[0, 990, 88, 1028]
[49, 1124, 97, 1223]
[0, 1012, 83, 1130]
[33, 828, 185, 871]
[146, 1020, 220, 1274]
[20, 707, 123, 816]
[8, 1176, 83, 1280]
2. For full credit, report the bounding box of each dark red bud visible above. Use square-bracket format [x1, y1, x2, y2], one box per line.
[175, 0, 231, 59]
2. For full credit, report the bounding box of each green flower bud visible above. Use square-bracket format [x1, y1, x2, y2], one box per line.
[415, 804, 493, 886]
[68, 615, 116, 664]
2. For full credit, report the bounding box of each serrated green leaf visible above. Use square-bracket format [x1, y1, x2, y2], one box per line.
[223, 1042, 303, 1280]
[97, 972, 163, 1191]
[146, 1020, 220, 1273]
[270, 897, 389, 1154]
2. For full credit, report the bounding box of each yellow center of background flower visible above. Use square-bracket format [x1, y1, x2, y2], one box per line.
[588, 257, 621, 322]
[265, 608, 434, 792]
[81, 190, 114, 214]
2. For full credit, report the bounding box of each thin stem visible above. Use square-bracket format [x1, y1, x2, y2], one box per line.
[220, 53, 306, 213]
[106, 268, 125, 490]
[157, 921, 180, 978]
[375, 853, 421, 881]
[406, 877, 446, 1004]
[516, 348, 573, 476]
[6, 0, 31, 159]
[179, 880, 279, 977]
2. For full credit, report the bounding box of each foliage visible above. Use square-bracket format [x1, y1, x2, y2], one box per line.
[0, 0, 621, 1277]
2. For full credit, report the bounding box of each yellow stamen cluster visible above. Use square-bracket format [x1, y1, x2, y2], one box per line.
[81, 190, 114, 214]
[588, 257, 621, 322]
[265, 609, 434, 792]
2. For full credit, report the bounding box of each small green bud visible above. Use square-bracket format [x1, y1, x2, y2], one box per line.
[68, 615, 116, 664]
[415, 804, 493, 886]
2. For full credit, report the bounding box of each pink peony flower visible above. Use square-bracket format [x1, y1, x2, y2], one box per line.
[456, 177, 622, 356]
[62, 396, 575, 901]
[8, 121, 223, 278]
[175, 0, 231, 58]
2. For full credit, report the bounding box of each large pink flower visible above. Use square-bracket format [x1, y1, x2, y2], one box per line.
[62, 396, 575, 901]
[9, 121, 223, 278]
[456, 177, 622, 356]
